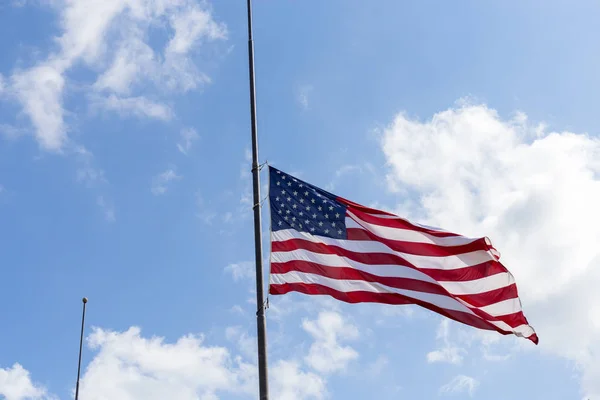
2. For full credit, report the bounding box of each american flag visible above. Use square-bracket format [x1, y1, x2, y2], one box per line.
[267, 166, 538, 344]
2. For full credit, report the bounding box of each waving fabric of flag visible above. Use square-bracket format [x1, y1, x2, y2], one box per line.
[267, 166, 538, 344]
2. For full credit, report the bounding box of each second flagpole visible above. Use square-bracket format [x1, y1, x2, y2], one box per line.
[246, 0, 270, 399]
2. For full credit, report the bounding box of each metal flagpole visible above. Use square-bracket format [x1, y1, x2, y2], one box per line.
[75, 297, 88, 400]
[246, 0, 269, 399]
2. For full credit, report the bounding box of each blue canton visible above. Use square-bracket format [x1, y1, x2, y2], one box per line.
[269, 166, 347, 239]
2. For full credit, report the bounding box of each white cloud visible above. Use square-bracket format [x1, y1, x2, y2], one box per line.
[2, 312, 363, 400]
[151, 168, 181, 195]
[177, 127, 199, 155]
[225, 261, 254, 282]
[426, 320, 466, 365]
[11, 63, 66, 151]
[302, 311, 359, 374]
[271, 360, 326, 400]
[0, 363, 51, 400]
[96, 95, 173, 121]
[380, 102, 600, 398]
[79, 326, 256, 400]
[6, 0, 227, 150]
[166, 5, 227, 55]
[439, 375, 479, 397]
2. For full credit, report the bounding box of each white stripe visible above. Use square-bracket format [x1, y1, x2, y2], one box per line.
[480, 297, 522, 316]
[270, 270, 476, 315]
[347, 211, 480, 247]
[272, 249, 514, 298]
[489, 321, 535, 338]
[272, 229, 495, 270]
[272, 249, 441, 284]
[439, 272, 515, 295]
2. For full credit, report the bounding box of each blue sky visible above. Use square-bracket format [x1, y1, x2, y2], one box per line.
[1, 0, 599, 399]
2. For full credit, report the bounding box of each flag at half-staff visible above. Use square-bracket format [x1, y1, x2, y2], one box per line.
[267, 166, 538, 344]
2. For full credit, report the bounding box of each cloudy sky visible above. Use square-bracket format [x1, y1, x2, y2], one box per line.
[1, 0, 599, 399]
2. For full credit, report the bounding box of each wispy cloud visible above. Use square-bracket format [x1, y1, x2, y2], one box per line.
[151, 168, 181, 196]
[177, 127, 199, 155]
[297, 84, 313, 110]
[94, 95, 173, 121]
[97, 196, 116, 222]
[426, 320, 466, 365]
[3, 0, 227, 151]
[439, 375, 479, 397]
[225, 261, 254, 282]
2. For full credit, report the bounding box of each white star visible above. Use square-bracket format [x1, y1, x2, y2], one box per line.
[325, 214, 329, 219]
[300, 198, 305, 203]
[311, 199, 316, 204]
[310, 227, 315, 232]
[324, 229, 329, 234]
[287, 181, 292, 186]
[322, 198, 327, 203]
[329, 206, 334, 211]
[292, 204, 297, 209]
[304, 191, 309, 196]
[332, 222, 336, 227]
[275, 196, 280, 201]
[335, 213, 340, 218]
[276, 170, 281, 174]
[292, 217, 296, 222]
[284, 216, 288, 221]
[305, 206, 310, 211]
[293, 178, 297, 182]
[319, 222, 323, 227]
[278, 210, 282, 215]
[338, 230, 342, 235]
[281, 190, 286, 195]
[293, 191, 298, 196]
[287, 197, 291, 202]
[318, 206, 322, 211]
[278, 221, 282, 226]
[299, 184, 304, 188]
[299, 224, 303, 229]
[305, 219, 310, 224]
[316, 193, 321, 197]
[312, 214, 317, 218]
[276, 181, 281, 186]
[299, 211, 303, 216]
[282, 175, 286, 180]
[290, 222, 295, 227]
[286, 209, 291, 214]
[280, 203, 284, 208]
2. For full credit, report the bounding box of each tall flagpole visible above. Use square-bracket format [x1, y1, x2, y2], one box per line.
[246, 0, 269, 399]
[75, 297, 88, 400]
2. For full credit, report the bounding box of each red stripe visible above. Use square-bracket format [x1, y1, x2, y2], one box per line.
[268, 282, 538, 342]
[271, 260, 450, 296]
[336, 196, 397, 216]
[272, 238, 507, 282]
[420, 261, 508, 282]
[455, 283, 518, 308]
[348, 207, 460, 238]
[346, 227, 490, 257]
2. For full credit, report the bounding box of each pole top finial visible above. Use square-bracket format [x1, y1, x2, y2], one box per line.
[82, 297, 88, 304]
